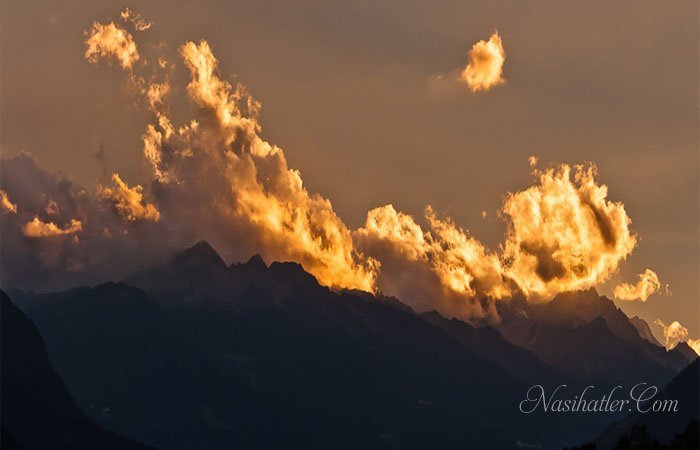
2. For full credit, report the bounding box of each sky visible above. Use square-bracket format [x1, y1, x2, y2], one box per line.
[1, 0, 698, 342]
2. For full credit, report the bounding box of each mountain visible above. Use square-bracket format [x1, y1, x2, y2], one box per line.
[124, 240, 231, 301]
[18, 241, 612, 450]
[574, 360, 699, 450]
[496, 289, 694, 385]
[672, 342, 699, 363]
[421, 310, 570, 386]
[0, 291, 151, 450]
[629, 316, 661, 346]
[26, 281, 255, 450]
[525, 316, 674, 385]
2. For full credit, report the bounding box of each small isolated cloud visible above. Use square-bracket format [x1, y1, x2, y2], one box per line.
[614, 268, 667, 301]
[1, 189, 17, 213]
[84, 21, 139, 69]
[98, 173, 160, 222]
[120, 7, 153, 32]
[22, 217, 82, 238]
[459, 31, 506, 92]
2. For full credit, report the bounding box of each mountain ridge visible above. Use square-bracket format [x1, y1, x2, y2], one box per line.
[9, 241, 697, 449]
[0, 290, 152, 450]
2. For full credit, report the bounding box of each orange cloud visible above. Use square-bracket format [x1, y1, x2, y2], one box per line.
[85, 21, 139, 69]
[501, 164, 637, 301]
[80, 13, 648, 321]
[120, 7, 152, 31]
[357, 163, 637, 315]
[177, 41, 375, 291]
[614, 269, 665, 301]
[460, 32, 506, 92]
[1, 189, 17, 213]
[22, 217, 82, 238]
[98, 173, 160, 222]
[87, 34, 376, 291]
[356, 205, 509, 319]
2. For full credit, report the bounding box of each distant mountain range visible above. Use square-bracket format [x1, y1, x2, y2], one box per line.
[3, 241, 697, 449]
[496, 289, 694, 386]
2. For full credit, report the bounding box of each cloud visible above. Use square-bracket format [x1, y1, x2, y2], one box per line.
[613, 268, 666, 301]
[1, 189, 17, 213]
[654, 319, 690, 350]
[120, 7, 152, 32]
[356, 205, 509, 319]
[98, 173, 160, 222]
[22, 217, 82, 238]
[459, 32, 506, 92]
[0, 152, 170, 290]
[90, 37, 377, 292]
[84, 21, 139, 69]
[501, 163, 637, 301]
[0, 12, 650, 323]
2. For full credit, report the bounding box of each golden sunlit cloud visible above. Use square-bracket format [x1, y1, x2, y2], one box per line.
[120, 7, 152, 31]
[85, 21, 140, 69]
[357, 163, 638, 314]
[98, 173, 160, 222]
[87, 33, 376, 291]
[1, 189, 17, 213]
[654, 319, 689, 350]
[22, 217, 82, 238]
[460, 32, 506, 92]
[501, 164, 637, 301]
[356, 205, 510, 319]
[613, 268, 666, 301]
[70, 11, 649, 320]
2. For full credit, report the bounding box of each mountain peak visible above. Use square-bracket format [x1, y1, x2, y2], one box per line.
[172, 240, 226, 270]
[246, 254, 266, 266]
[672, 341, 699, 363]
[629, 315, 661, 346]
[230, 254, 268, 277]
[268, 261, 319, 286]
[550, 287, 602, 305]
[539, 288, 613, 327]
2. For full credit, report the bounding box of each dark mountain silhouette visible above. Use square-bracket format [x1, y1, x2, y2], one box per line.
[25, 282, 256, 450]
[671, 342, 698, 364]
[124, 240, 231, 301]
[0, 291, 151, 450]
[421, 310, 571, 386]
[629, 316, 661, 346]
[597, 360, 699, 449]
[497, 289, 694, 385]
[567, 421, 699, 450]
[15, 241, 617, 450]
[568, 360, 699, 450]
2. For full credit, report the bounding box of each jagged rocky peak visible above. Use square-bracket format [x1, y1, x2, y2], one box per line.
[629, 315, 661, 346]
[267, 261, 320, 287]
[172, 240, 227, 270]
[550, 287, 603, 306]
[672, 341, 699, 362]
[230, 254, 268, 273]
